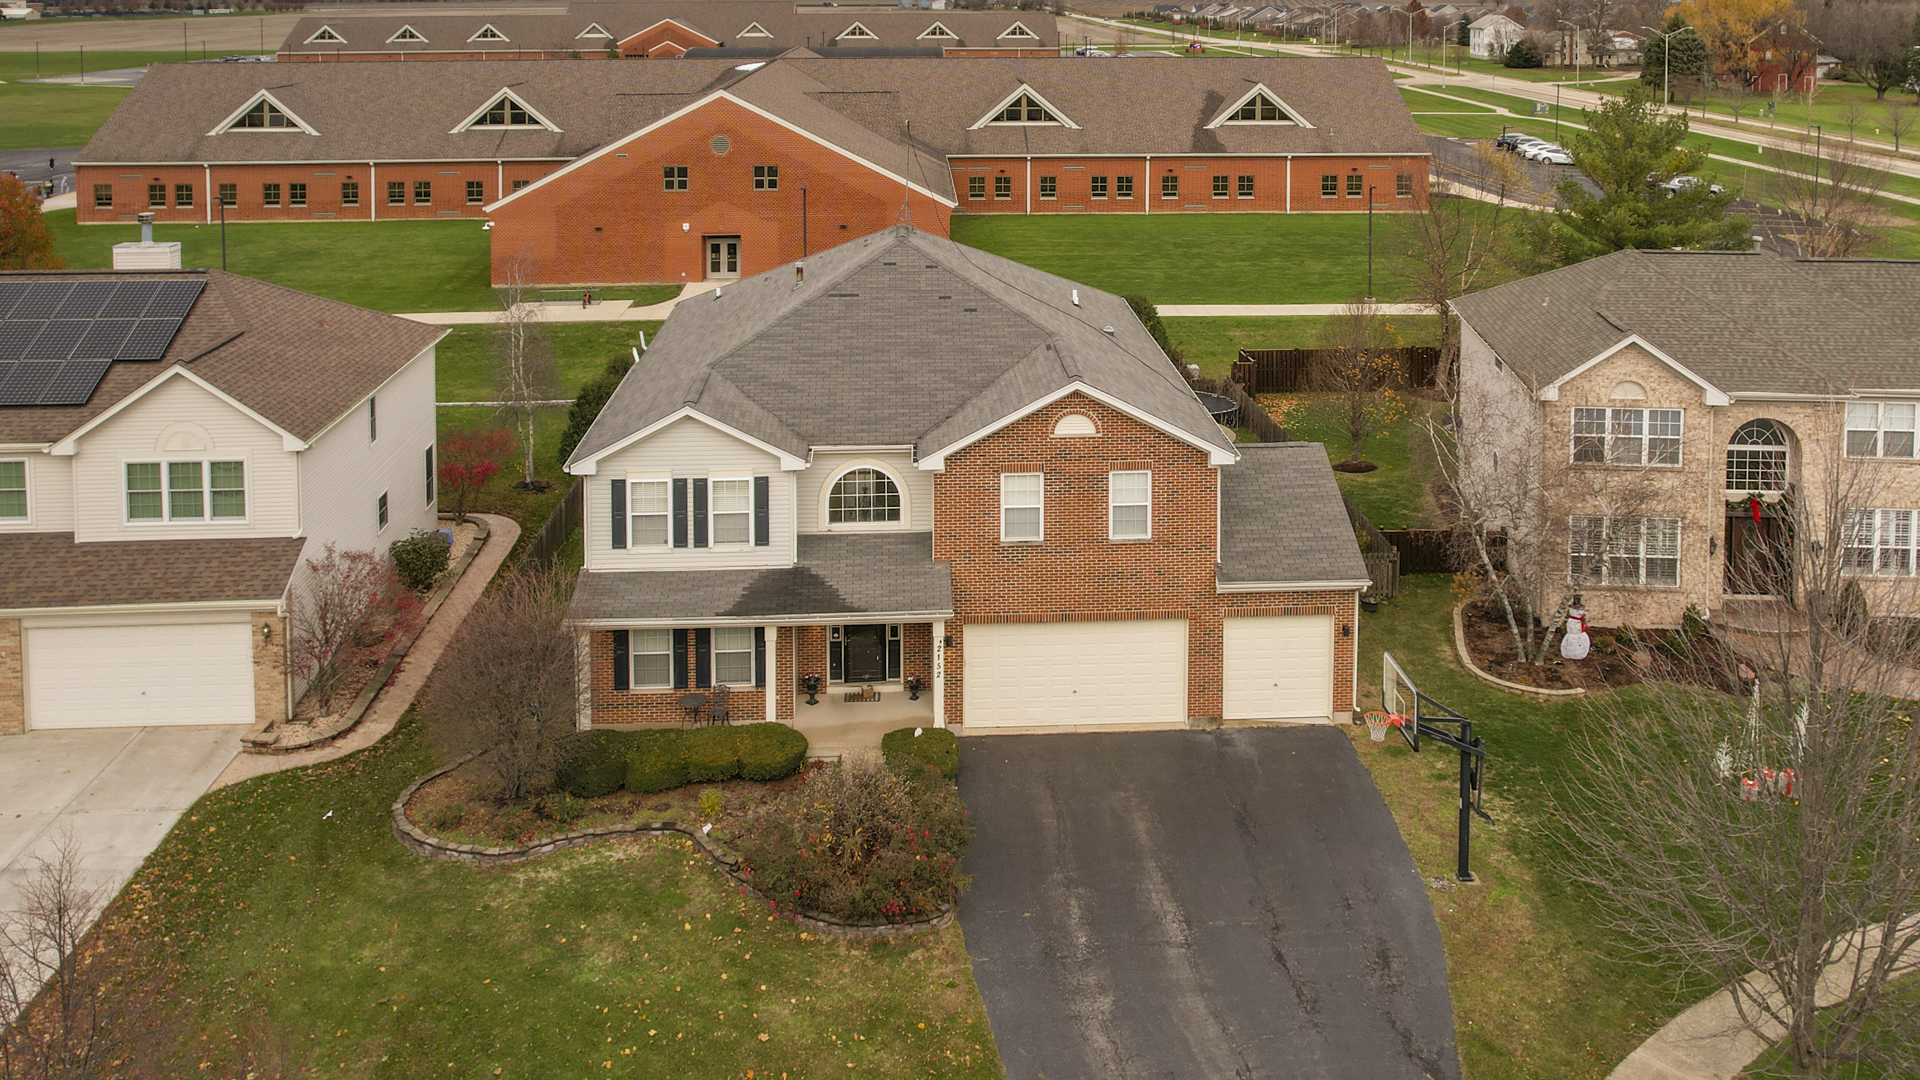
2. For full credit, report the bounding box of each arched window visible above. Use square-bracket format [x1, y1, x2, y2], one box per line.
[1726, 419, 1788, 492]
[828, 468, 901, 523]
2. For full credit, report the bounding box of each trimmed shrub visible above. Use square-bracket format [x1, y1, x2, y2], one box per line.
[684, 725, 741, 783]
[626, 731, 689, 794]
[556, 729, 635, 798]
[389, 529, 452, 592]
[736, 723, 809, 781]
[881, 726, 958, 780]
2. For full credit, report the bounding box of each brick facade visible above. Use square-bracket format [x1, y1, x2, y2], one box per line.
[949, 154, 1429, 215]
[76, 161, 565, 226]
[0, 619, 20, 736]
[252, 611, 287, 726]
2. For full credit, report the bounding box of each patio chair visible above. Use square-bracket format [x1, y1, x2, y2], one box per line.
[707, 683, 731, 726]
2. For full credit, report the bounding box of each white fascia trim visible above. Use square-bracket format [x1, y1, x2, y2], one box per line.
[968, 84, 1080, 130]
[943, 151, 1431, 160]
[917, 21, 957, 38]
[468, 23, 510, 42]
[1205, 83, 1315, 129]
[485, 90, 958, 212]
[998, 20, 1041, 38]
[569, 608, 955, 630]
[303, 25, 346, 44]
[577, 22, 613, 39]
[810, 444, 916, 453]
[837, 21, 878, 39]
[567, 406, 806, 476]
[1217, 578, 1371, 593]
[2, 597, 285, 618]
[299, 337, 444, 446]
[50, 366, 309, 457]
[450, 88, 563, 134]
[386, 24, 428, 43]
[0, 443, 50, 453]
[207, 90, 321, 137]
[918, 381, 1237, 471]
[738, 21, 772, 37]
[79, 157, 574, 167]
[1731, 391, 1862, 401]
[616, 18, 720, 48]
[1536, 335, 1731, 407]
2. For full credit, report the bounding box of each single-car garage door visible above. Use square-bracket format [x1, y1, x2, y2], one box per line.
[26, 621, 256, 729]
[964, 619, 1186, 730]
[1223, 615, 1334, 723]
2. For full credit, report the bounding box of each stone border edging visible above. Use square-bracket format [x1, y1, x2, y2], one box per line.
[243, 515, 492, 754]
[1453, 603, 1587, 699]
[389, 753, 956, 940]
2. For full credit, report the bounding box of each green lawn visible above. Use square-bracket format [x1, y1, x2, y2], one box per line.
[1165, 314, 1441, 379]
[949, 215, 1417, 305]
[95, 712, 1002, 1078]
[1267, 395, 1441, 528]
[0, 50, 259, 80]
[436, 322, 660, 403]
[1401, 86, 1497, 112]
[0, 82, 127, 149]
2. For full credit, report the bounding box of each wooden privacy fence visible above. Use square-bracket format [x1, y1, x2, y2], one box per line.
[1232, 346, 1443, 395]
[1191, 376, 1289, 443]
[1380, 529, 1456, 575]
[516, 478, 584, 575]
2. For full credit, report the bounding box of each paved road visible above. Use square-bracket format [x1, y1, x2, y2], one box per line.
[0, 147, 78, 191]
[959, 727, 1459, 1080]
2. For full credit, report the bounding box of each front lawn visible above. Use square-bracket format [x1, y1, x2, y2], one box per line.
[0, 83, 129, 150]
[97, 713, 1002, 1078]
[948, 214, 1416, 305]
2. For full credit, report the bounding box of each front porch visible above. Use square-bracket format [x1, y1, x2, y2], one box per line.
[790, 682, 938, 758]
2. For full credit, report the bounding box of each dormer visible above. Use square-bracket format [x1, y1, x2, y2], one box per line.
[208, 90, 319, 136]
[468, 23, 509, 42]
[737, 21, 772, 37]
[1205, 83, 1313, 128]
[997, 20, 1040, 39]
[969, 85, 1078, 129]
[836, 21, 878, 40]
[917, 21, 957, 39]
[386, 24, 427, 43]
[576, 22, 613, 39]
[303, 24, 345, 44]
[451, 89, 562, 133]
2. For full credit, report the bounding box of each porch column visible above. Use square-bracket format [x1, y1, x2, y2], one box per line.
[931, 619, 946, 729]
[764, 624, 778, 723]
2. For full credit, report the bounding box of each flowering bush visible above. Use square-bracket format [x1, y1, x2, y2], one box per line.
[733, 750, 972, 923]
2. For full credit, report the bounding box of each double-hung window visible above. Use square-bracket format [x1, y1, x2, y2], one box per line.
[148, 183, 166, 208]
[466, 180, 485, 204]
[1001, 473, 1042, 541]
[93, 184, 113, 209]
[629, 628, 675, 688]
[1237, 174, 1255, 198]
[219, 183, 237, 207]
[126, 460, 246, 522]
[1211, 174, 1229, 199]
[1160, 174, 1179, 199]
[341, 181, 359, 206]
[0, 460, 25, 519]
[1346, 174, 1364, 198]
[1396, 173, 1414, 198]
[1571, 407, 1681, 466]
[1090, 175, 1108, 198]
[288, 182, 307, 207]
[262, 183, 281, 207]
[1321, 174, 1338, 198]
[175, 184, 194, 208]
[1039, 175, 1057, 199]
[710, 479, 752, 544]
[1569, 515, 1680, 587]
[387, 181, 406, 206]
[993, 175, 1012, 200]
[1115, 175, 1133, 199]
[1843, 509, 1918, 575]
[413, 180, 431, 204]
[712, 626, 755, 685]
[630, 479, 671, 546]
[1110, 470, 1150, 539]
[968, 176, 986, 200]
[1846, 402, 1916, 459]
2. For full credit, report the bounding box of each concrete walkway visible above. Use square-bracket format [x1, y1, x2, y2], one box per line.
[212, 512, 519, 789]
[1159, 301, 1435, 316]
[398, 279, 721, 326]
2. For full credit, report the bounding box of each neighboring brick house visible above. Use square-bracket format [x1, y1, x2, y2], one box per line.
[276, 3, 1059, 61]
[73, 55, 1428, 287]
[1453, 249, 1920, 631]
[564, 225, 1367, 733]
[0, 270, 442, 735]
[1747, 22, 1824, 94]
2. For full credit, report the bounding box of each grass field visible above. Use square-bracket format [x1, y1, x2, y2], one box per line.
[1401, 86, 1498, 112]
[949, 214, 1416, 305]
[435, 322, 660, 403]
[1165, 313, 1442, 379]
[0, 82, 126, 149]
[1267, 395, 1441, 528]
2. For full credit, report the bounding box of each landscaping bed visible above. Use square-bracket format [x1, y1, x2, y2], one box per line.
[1459, 601, 1647, 691]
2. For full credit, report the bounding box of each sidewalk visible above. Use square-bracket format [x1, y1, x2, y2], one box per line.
[1159, 302, 1434, 316]
[398, 279, 721, 326]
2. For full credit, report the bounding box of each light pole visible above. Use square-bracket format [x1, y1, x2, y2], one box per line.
[1400, 7, 1416, 66]
[1642, 24, 1702, 110]
[1812, 124, 1822, 219]
[1367, 184, 1376, 301]
[1557, 19, 1582, 86]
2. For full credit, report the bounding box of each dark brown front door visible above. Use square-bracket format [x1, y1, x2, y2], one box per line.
[1726, 513, 1789, 595]
[842, 624, 888, 683]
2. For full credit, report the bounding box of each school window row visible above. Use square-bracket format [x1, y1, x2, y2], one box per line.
[961, 172, 1418, 202]
[660, 165, 781, 191]
[1319, 173, 1417, 199]
[93, 178, 526, 210]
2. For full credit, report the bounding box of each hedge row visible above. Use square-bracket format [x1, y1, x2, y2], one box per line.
[558, 723, 809, 798]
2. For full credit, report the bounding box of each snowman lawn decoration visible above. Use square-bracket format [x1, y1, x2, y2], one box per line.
[1560, 596, 1591, 661]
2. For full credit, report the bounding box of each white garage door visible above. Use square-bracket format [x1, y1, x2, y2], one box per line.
[963, 619, 1186, 730]
[1223, 615, 1334, 723]
[26, 621, 256, 729]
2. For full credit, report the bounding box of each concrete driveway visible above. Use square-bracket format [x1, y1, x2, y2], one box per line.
[958, 726, 1460, 1080]
[0, 726, 242, 921]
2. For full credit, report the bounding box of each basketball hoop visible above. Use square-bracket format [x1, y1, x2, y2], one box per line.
[1363, 711, 1405, 742]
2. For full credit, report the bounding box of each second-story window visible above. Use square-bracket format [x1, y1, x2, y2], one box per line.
[664, 166, 688, 191]
[1846, 402, 1916, 459]
[369, 395, 377, 442]
[0, 460, 26, 519]
[1572, 407, 1681, 466]
[828, 468, 900, 524]
[126, 460, 245, 522]
[1109, 470, 1151, 539]
[631, 479, 671, 546]
[711, 479, 752, 544]
[753, 165, 778, 190]
[1001, 472, 1042, 542]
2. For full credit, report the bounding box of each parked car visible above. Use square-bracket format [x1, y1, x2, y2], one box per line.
[1073, 45, 1113, 55]
[1532, 147, 1574, 165]
[1509, 138, 1551, 156]
[1660, 175, 1725, 197]
[1521, 142, 1566, 161]
[1494, 132, 1538, 151]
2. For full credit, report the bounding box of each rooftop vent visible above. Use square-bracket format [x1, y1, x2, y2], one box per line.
[112, 212, 181, 271]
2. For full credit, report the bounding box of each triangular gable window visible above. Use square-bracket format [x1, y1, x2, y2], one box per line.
[971, 86, 1078, 129]
[387, 25, 427, 43]
[451, 89, 561, 133]
[738, 21, 772, 37]
[998, 21, 1039, 39]
[917, 21, 957, 39]
[304, 25, 345, 44]
[210, 91, 318, 135]
[234, 100, 295, 128]
[837, 22, 878, 39]
[1208, 84, 1312, 127]
[469, 24, 509, 42]
[577, 22, 612, 39]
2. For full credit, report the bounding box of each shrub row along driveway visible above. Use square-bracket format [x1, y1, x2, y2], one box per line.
[958, 726, 1459, 1080]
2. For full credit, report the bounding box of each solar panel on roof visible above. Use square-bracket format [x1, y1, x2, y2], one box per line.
[0, 282, 28, 319]
[100, 281, 160, 318]
[0, 320, 46, 363]
[0, 362, 60, 407]
[54, 281, 119, 319]
[22, 320, 88, 361]
[119, 319, 181, 361]
[73, 318, 136, 359]
[37, 359, 113, 406]
[145, 280, 205, 319]
[12, 282, 74, 319]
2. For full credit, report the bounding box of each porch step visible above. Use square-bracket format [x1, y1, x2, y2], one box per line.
[1710, 599, 1808, 636]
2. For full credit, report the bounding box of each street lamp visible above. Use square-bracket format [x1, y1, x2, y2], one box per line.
[1400, 7, 1416, 66]
[1557, 19, 1582, 87]
[1641, 24, 1703, 111]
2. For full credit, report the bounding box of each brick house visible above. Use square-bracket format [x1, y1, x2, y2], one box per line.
[564, 225, 1367, 733]
[73, 55, 1428, 288]
[0, 270, 442, 734]
[1747, 22, 1824, 94]
[1453, 249, 1920, 631]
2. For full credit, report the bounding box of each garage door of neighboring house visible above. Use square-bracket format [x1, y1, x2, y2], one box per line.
[25, 621, 255, 729]
[963, 619, 1186, 730]
[1222, 614, 1334, 723]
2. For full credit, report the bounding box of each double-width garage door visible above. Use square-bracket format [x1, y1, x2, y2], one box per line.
[25, 621, 256, 729]
[1222, 614, 1334, 723]
[964, 619, 1187, 730]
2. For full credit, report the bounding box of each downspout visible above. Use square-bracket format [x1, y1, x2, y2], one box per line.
[1285, 157, 1292, 213]
[369, 162, 376, 221]
[496, 159, 503, 206]
[203, 163, 211, 224]
[1144, 154, 1151, 215]
[1025, 156, 1031, 215]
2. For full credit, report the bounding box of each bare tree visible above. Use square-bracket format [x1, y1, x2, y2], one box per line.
[1309, 300, 1408, 469]
[424, 564, 582, 802]
[1882, 98, 1918, 154]
[492, 257, 562, 489]
[1558, 442, 1920, 1080]
[1767, 133, 1892, 257]
[1839, 98, 1867, 143]
[286, 545, 420, 718]
[1815, 0, 1920, 100]
[1724, 75, 1758, 124]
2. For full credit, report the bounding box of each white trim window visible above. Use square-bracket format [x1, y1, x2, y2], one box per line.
[0, 459, 25, 520]
[1570, 515, 1680, 587]
[1109, 470, 1150, 539]
[828, 467, 901, 524]
[1001, 472, 1043, 541]
[1572, 407, 1682, 466]
[710, 478, 753, 545]
[631, 479, 671, 546]
[1845, 402, 1916, 459]
[629, 628, 675, 687]
[713, 626, 755, 685]
[1842, 508, 1918, 575]
[378, 491, 389, 531]
[125, 459, 245, 522]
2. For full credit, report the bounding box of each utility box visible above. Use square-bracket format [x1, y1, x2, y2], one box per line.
[112, 212, 182, 270]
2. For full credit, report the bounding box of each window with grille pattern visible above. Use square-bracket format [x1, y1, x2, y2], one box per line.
[828, 469, 901, 524]
[1571, 407, 1682, 466]
[1570, 516, 1680, 587]
[1726, 420, 1788, 491]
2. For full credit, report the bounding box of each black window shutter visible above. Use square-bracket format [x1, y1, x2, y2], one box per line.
[887, 627, 901, 681]
[693, 628, 712, 688]
[612, 629, 629, 691]
[610, 479, 627, 549]
[753, 626, 766, 687]
[753, 476, 771, 546]
[692, 479, 709, 548]
[828, 629, 843, 682]
[672, 479, 690, 548]
[672, 630, 689, 690]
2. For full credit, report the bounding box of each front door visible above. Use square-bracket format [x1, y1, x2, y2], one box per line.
[1726, 512, 1789, 595]
[842, 624, 889, 683]
[705, 236, 740, 280]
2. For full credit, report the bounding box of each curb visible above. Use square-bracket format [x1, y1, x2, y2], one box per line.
[1453, 603, 1587, 699]
[390, 753, 955, 940]
[243, 515, 492, 754]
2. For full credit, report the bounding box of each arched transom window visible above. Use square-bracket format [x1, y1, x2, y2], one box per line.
[1726, 419, 1788, 492]
[828, 468, 901, 523]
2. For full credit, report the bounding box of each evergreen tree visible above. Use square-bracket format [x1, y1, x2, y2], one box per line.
[1504, 37, 1543, 67]
[1555, 85, 1750, 256]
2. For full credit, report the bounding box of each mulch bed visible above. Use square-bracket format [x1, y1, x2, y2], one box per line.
[1461, 602, 1753, 693]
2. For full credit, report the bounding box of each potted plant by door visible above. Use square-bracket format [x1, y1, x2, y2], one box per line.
[904, 674, 925, 701]
[800, 673, 823, 706]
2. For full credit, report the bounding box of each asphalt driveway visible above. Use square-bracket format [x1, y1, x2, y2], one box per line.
[958, 726, 1460, 1080]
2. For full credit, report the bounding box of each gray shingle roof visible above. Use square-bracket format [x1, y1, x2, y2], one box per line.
[1217, 442, 1369, 587]
[1451, 250, 1920, 396]
[0, 532, 304, 611]
[567, 225, 1234, 467]
[566, 531, 953, 623]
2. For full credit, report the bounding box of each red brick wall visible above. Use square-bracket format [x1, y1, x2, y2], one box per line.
[75, 161, 563, 224]
[618, 22, 717, 57]
[486, 97, 953, 286]
[278, 50, 587, 61]
[948, 154, 1429, 214]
